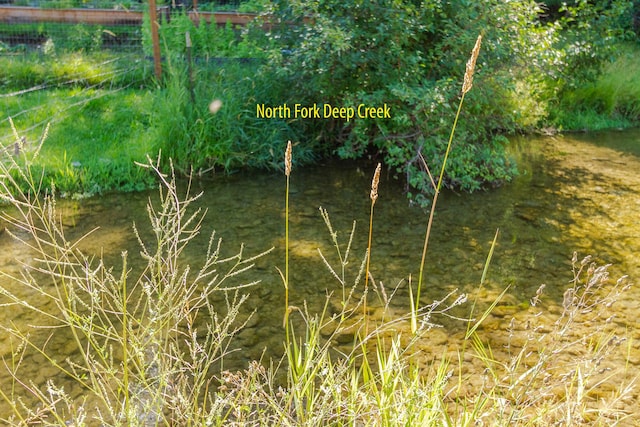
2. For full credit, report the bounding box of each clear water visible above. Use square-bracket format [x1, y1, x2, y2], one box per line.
[1, 129, 639, 417]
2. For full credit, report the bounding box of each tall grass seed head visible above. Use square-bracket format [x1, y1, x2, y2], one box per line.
[462, 35, 482, 94]
[285, 140, 292, 177]
[370, 163, 381, 204]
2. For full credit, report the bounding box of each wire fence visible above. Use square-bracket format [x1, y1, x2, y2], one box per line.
[0, 0, 252, 54]
[0, 0, 244, 11]
[1, 18, 144, 52]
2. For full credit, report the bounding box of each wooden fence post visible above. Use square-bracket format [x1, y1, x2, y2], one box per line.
[148, 0, 162, 80]
[186, 31, 195, 104]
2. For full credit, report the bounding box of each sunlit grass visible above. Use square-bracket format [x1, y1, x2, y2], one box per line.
[1, 51, 158, 195]
[2, 87, 158, 194]
[1, 50, 309, 196]
[0, 52, 149, 90]
[553, 43, 640, 131]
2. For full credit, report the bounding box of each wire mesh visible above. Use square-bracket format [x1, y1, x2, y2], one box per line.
[0, 21, 144, 53]
[0, 0, 249, 54]
[1, 0, 255, 150]
[0, 0, 242, 11]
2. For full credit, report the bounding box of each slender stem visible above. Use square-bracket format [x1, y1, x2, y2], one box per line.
[416, 35, 481, 311]
[416, 93, 466, 307]
[283, 141, 292, 338]
[284, 172, 290, 337]
[363, 203, 375, 327]
[121, 252, 130, 419]
[364, 164, 381, 332]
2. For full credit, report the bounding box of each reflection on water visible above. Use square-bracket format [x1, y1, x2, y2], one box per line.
[1, 129, 639, 415]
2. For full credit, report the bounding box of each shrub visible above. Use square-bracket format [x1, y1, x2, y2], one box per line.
[258, 0, 634, 204]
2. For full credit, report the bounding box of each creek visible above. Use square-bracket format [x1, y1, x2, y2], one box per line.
[1, 129, 639, 417]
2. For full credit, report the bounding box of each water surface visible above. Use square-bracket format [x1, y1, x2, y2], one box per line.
[1, 129, 639, 417]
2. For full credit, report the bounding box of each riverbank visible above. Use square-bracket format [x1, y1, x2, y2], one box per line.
[2, 40, 639, 199]
[550, 43, 640, 131]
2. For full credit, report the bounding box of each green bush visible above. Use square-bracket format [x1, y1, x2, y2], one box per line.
[257, 0, 538, 202]
[258, 0, 634, 204]
[551, 0, 636, 90]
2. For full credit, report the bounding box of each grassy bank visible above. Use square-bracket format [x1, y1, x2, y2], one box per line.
[551, 43, 640, 131]
[2, 0, 639, 199]
[1, 50, 311, 196]
[1, 52, 157, 195]
[4, 42, 639, 199]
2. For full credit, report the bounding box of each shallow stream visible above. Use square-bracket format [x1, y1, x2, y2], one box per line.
[1, 129, 639, 418]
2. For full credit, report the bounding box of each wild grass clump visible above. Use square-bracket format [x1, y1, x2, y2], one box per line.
[152, 58, 315, 178]
[214, 250, 635, 426]
[0, 127, 270, 424]
[459, 255, 635, 425]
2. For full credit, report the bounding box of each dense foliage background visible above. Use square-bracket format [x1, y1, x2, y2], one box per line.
[247, 0, 636, 204]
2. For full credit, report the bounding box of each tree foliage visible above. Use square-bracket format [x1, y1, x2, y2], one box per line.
[259, 0, 634, 204]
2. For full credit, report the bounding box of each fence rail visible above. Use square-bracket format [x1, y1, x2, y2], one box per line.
[0, 6, 258, 26]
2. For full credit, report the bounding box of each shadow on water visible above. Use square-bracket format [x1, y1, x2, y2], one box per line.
[1, 128, 639, 412]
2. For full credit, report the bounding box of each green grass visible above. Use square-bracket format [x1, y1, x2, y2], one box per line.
[2, 82, 159, 195]
[0, 52, 150, 89]
[552, 43, 640, 131]
[1, 50, 311, 196]
[1, 52, 156, 192]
